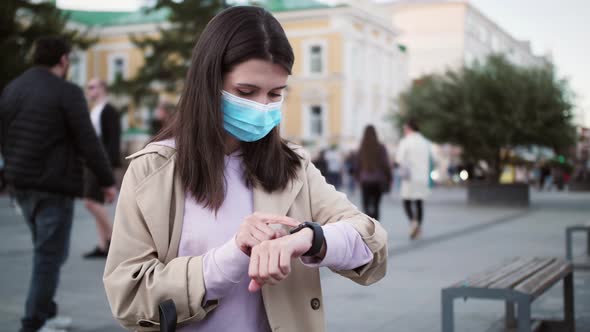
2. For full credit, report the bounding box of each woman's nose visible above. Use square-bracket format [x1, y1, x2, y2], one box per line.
[251, 94, 271, 105]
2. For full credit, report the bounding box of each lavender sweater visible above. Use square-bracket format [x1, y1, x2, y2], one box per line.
[151, 141, 373, 331]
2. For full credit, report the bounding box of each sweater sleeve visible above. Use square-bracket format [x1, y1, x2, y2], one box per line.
[61, 83, 114, 187]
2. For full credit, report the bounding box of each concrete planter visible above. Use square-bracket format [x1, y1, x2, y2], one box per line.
[467, 182, 530, 207]
[569, 181, 590, 192]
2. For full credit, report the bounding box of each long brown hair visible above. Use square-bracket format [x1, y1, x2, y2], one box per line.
[153, 6, 301, 211]
[358, 125, 385, 172]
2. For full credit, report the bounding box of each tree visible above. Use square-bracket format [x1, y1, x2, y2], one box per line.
[0, 0, 95, 92]
[398, 55, 576, 182]
[110, 0, 228, 115]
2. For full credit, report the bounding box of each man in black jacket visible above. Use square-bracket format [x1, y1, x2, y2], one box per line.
[82, 78, 121, 258]
[0, 36, 117, 332]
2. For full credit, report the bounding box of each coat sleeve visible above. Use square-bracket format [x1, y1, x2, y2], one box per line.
[61, 83, 114, 187]
[103, 155, 217, 331]
[303, 151, 388, 285]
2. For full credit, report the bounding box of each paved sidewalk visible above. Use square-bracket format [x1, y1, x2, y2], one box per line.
[1, 187, 588, 331]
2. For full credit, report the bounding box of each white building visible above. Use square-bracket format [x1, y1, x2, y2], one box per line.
[381, 0, 547, 80]
[272, 2, 409, 149]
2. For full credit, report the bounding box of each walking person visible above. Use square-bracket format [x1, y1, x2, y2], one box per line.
[151, 100, 176, 136]
[103, 7, 387, 332]
[357, 125, 391, 220]
[396, 119, 431, 240]
[83, 78, 121, 258]
[344, 150, 358, 194]
[0, 36, 116, 332]
[312, 149, 328, 177]
[324, 144, 343, 189]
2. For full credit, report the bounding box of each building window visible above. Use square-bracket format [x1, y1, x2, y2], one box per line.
[478, 26, 488, 43]
[465, 51, 476, 66]
[68, 52, 85, 87]
[491, 35, 500, 52]
[310, 45, 323, 74]
[108, 54, 128, 83]
[310, 105, 323, 136]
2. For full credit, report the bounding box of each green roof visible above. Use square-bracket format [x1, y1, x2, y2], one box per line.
[261, 0, 331, 12]
[62, 8, 170, 27]
[61, 1, 331, 27]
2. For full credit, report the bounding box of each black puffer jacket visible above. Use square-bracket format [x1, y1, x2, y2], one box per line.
[0, 67, 114, 196]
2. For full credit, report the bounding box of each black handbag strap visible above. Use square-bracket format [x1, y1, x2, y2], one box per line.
[158, 299, 177, 332]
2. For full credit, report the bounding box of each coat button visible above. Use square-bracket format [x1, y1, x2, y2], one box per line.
[310, 298, 321, 310]
[139, 321, 154, 327]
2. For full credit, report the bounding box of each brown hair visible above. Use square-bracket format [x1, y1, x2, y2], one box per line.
[358, 125, 386, 173]
[33, 36, 71, 67]
[153, 6, 301, 211]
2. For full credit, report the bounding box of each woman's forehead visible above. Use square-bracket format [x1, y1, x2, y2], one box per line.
[225, 59, 288, 88]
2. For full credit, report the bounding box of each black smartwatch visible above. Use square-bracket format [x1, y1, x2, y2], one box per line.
[289, 221, 325, 257]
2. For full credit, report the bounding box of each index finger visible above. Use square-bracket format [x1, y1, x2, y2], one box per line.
[254, 213, 300, 227]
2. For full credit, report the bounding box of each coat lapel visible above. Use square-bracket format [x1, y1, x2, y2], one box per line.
[253, 173, 304, 216]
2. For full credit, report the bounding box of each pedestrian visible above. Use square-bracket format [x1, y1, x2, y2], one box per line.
[312, 149, 328, 177]
[103, 7, 387, 332]
[357, 125, 391, 220]
[344, 150, 358, 193]
[0, 36, 116, 332]
[539, 161, 551, 190]
[151, 100, 176, 136]
[324, 144, 343, 189]
[83, 78, 121, 258]
[396, 119, 431, 240]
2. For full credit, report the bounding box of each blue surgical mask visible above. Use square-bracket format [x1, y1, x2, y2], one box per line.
[221, 90, 283, 142]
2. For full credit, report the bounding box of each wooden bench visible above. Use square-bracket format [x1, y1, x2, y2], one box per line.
[566, 223, 590, 270]
[442, 257, 574, 332]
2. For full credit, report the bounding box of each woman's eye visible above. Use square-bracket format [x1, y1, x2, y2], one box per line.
[269, 92, 282, 98]
[237, 90, 253, 96]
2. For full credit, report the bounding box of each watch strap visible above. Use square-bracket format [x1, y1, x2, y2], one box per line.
[289, 221, 324, 256]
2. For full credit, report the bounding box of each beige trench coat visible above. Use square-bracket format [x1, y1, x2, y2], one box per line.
[103, 143, 388, 332]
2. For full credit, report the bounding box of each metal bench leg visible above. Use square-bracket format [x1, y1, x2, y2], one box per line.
[564, 273, 575, 332]
[587, 230, 590, 256]
[505, 301, 517, 328]
[566, 228, 574, 261]
[442, 290, 454, 332]
[516, 298, 531, 332]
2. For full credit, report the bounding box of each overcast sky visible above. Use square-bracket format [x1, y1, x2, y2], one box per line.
[56, 0, 590, 126]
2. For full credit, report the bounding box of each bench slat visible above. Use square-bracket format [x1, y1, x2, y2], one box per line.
[454, 257, 533, 288]
[471, 257, 541, 288]
[514, 260, 572, 298]
[489, 258, 556, 289]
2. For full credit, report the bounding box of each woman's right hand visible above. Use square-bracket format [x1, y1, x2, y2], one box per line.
[235, 212, 300, 256]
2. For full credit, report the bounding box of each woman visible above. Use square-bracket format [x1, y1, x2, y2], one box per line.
[356, 125, 391, 220]
[103, 7, 387, 332]
[396, 119, 431, 239]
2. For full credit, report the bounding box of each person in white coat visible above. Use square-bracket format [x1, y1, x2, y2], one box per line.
[396, 119, 431, 239]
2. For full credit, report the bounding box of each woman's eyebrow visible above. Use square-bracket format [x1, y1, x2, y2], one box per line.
[236, 83, 287, 90]
[236, 83, 259, 89]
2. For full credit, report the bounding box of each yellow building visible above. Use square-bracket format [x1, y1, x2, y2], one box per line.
[64, 0, 408, 149]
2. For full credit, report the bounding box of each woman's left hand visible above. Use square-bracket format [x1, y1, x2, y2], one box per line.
[247, 228, 315, 292]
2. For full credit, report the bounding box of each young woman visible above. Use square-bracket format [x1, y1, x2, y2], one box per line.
[396, 119, 431, 239]
[103, 6, 387, 332]
[356, 125, 392, 220]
